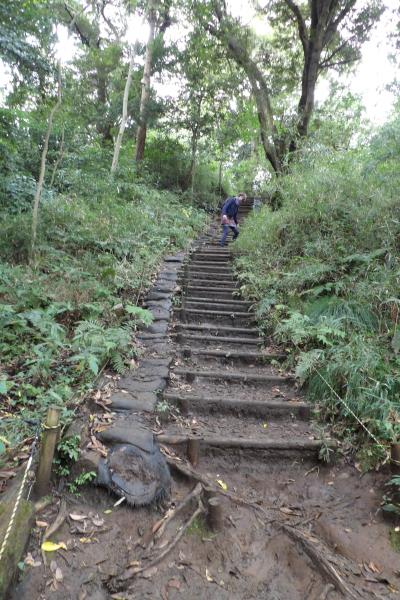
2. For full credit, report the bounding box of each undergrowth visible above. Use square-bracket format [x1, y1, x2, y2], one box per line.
[0, 186, 205, 452]
[235, 107, 400, 465]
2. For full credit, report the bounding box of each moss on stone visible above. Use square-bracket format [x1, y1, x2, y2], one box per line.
[0, 499, 34, 598]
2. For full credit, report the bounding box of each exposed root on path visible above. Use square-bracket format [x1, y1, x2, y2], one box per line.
[109, 496, 205, 591]
[164, 452, 280, 518]
[41, 498, 67, 565]
[282, 524, 358, 599]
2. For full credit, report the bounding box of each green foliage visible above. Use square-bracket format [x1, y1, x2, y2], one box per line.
[236, 107, 400, 460]
[0, 182, 205, 450]
[67, 470, 97, 495]
[55, 435, 81, 476]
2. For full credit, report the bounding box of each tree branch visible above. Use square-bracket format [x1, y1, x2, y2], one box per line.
[100, 0, 120, 40]
[319, 57, 358, 69]
[323, 0, 356, 46]
[284, 0, 308, 56]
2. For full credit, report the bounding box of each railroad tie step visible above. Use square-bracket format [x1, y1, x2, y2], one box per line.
[180, 347, 286, 363]
[176, 323, 260, 336]
[163, 392, 311, 420]
[174, 333, 261, 345]
[172, 367, 292, 384]
[185, 297, 251, 307]
[156, 434, 330, 458]
[184, 301, 252, 312]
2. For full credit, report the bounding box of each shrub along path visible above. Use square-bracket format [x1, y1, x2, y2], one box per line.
[12, 201, 400, 600]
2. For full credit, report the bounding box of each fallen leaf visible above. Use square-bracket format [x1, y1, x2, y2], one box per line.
[69, 513, 87, 522]
[36, 520, 49, 528]
[113, 496, 126, 507]
[205, 568, 214, 582]
[92, 515, 105, 527]
[368, 561, 382, 574]
[216, 479, 227, 491]
[141, 566, 158, 579]
[24, 553, 41, 567]
[128, 560, 140, 568]
[54, 567, 63, 582]
[79, 537, 95, 544]
[104, 509, 112, 515]
[41, 541, 67, 552]
[0, 470, 16, 479]
[279, 506, 301, 516]
[168, 578, 181, 589]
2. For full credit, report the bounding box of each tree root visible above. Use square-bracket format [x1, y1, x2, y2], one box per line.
[282, 524, 358, 599]
[165, 454, 276, 518]
[42, 498, 67, 565]
[153, 482, 202, 541]
[114, 498, 205, 586]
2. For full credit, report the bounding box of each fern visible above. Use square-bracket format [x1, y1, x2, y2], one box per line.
[110, 351, 125, 374]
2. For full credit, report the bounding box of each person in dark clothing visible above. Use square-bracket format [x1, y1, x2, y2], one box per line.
[219, 192, 247, 246]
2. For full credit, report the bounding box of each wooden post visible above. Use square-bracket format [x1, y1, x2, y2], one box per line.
[179, 398, 190, 416]
[187, 438, 200, 466]
[206, 496, 223, 532]
[34, 406, 61, 498]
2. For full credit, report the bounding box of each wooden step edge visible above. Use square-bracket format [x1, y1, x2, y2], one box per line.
[156, 434, 333, 452]
[173, 334, 260, 344]
[177, 323, 259, 334]
[172, 368, 293, 383]
[175, 308, 255, 318]
[185, 297, 250, 306]
[163, 393, 311, 419]
[186, 286, 239, 293]
[184, 348, 286, 361]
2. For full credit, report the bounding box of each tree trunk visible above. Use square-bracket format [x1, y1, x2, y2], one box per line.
[111, 52, 135, 174]
[296, 0, 331, 138]
[206, 13, 283, 174]
[135, 9, 156, 162]
[49, 125, 65, 188]
[31, 63, 62, 260]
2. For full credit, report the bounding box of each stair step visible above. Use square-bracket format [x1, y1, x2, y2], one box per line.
[163, 392, 310, 419]
[172, 367, 292, 384]
[177, 323, 259, 336]
[157, 434, 327, 458]
[183, 278, 238, 287]
[182, 348, 285, 362]
[175, 333, 260, 345]
[176, 307, 255, 319]
[185, 297, 250, 307]
[180, 272, 235, 281]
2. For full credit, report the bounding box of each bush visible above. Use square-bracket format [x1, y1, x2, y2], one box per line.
[235, 107, 400, 459]
[0, 184, 206, 448]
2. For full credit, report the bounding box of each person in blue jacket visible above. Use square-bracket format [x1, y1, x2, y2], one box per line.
[219, 192, 247, 246]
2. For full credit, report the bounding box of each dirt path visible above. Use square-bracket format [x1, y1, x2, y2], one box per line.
[12, 201, 400, 599]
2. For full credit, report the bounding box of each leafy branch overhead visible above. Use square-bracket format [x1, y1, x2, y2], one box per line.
[195, 0, 383, 172]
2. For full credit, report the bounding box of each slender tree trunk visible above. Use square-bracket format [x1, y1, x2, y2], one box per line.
[49, 125, 65, 187]
[31, 63, 62, 260]
[111, 52, 135, 174]
[135, 8, 156, 162]
[187, 127, 199, 191]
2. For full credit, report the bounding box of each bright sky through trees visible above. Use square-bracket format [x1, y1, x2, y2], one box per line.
[0, 0, 397, 124]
